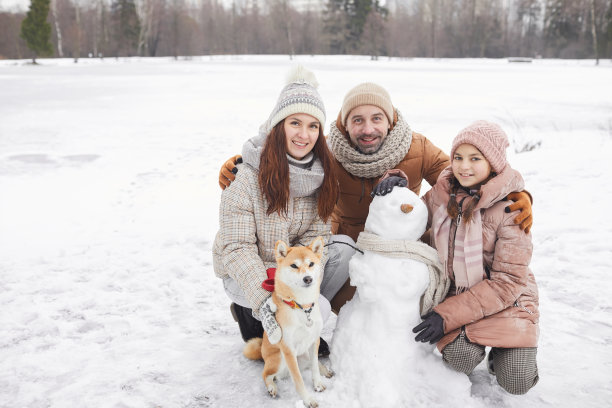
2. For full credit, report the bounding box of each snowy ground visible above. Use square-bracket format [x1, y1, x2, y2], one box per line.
[1, 55, 611, 408]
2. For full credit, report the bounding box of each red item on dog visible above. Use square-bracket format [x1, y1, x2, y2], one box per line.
[262, 268, 276, 292]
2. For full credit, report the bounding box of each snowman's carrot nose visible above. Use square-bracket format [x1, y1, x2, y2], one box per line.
[401, 204, 414, 213]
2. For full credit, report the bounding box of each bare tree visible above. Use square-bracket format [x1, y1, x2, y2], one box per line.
[73, 0, 81, 61]
[50, 0, 64, 57]
[2, 0, 610, 59]
[90, 0, 111, 57]
[590, 0, 599, 64]
[169, 0, 181, 58]
[427, 0, 439, 57]
[362, 2, 387, 58]
[0, 12, 26, 59]
[135, 0, 164, 56]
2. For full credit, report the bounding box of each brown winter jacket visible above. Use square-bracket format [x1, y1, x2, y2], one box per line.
[330, 113, 450, 242]
[422, 166, 539, 350]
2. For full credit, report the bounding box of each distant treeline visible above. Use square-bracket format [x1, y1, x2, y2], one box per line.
[1, 0, 611, 60]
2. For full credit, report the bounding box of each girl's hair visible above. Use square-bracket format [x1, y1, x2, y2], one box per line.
[446, 169, 498, 222]
[258, 119, 338, 221]
[446, 177, 482, 223]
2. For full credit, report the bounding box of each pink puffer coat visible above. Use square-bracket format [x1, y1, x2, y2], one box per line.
[422, 166, 539, 351]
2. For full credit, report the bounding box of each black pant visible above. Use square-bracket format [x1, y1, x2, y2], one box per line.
[232, 303, 264, 342]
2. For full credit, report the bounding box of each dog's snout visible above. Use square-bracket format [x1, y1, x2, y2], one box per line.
[303, 276, 313, 285]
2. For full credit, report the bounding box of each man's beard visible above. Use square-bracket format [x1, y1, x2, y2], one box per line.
[355, 132, 385, 154]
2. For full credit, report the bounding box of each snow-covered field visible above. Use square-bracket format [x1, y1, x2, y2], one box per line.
[1, 55, 611, 408]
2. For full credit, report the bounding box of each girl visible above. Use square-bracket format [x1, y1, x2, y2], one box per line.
[212, 66, 353, 354]
[411, 120, 540, 395]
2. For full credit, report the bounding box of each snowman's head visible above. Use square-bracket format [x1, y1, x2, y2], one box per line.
[364, 187, 428, 241]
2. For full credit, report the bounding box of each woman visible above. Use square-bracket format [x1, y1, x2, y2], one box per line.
[213, 66, 353, 354]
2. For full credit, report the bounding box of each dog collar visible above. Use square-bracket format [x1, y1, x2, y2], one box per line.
[282, 299, 315, 327]
[283, 299, 315, 310]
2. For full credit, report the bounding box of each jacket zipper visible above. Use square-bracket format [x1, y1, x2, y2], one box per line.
[513, 300, 534, 315]
[447, 197, 466, 281]
[451, 197, 466, 246]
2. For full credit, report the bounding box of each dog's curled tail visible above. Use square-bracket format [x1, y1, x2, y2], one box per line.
[243, 338, 263, 360]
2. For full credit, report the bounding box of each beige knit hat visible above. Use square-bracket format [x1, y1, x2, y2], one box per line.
[451, 120, 510, 173]
[265, 65, 326, 134]
[341, 82, 394, 126]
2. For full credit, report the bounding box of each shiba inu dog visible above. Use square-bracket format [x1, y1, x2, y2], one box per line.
[243, 236, 333, 408]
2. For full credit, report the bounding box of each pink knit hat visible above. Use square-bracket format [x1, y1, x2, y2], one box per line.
[450, 120, 510, 173]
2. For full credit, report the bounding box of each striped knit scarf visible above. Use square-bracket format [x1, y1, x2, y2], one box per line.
[431, 197, 484, 293]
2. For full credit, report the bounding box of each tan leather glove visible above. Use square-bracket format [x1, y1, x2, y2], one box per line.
[506, 191, 533, 233]
[218, 154, 242, 190]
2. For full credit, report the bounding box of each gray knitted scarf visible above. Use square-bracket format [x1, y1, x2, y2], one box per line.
[242, 126, 324, 198]
[356, 230, 450, 317]
[328, 110, 413, 178]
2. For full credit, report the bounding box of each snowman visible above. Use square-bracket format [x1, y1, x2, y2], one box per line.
[330, 186, 475, 407]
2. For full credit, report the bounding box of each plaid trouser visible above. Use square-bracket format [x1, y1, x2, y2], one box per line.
[442, 331, 539, 395]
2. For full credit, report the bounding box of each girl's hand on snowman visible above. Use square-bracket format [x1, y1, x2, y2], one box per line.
[412, 311, 444, 344]
[371, 176, 407, 197]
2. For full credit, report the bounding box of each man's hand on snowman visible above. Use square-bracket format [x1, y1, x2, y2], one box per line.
[260, 297, 282, 344]
[505, 191, 533, 233]
[371, 176, 407, 197]
[412, 311, 444, 344]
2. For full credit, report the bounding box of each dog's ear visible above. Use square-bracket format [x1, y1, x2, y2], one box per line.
[309, 236, 324, 258]
[275, 240, 288, 260]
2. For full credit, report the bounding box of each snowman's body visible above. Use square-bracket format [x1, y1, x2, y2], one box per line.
[331, 187, 473, 407]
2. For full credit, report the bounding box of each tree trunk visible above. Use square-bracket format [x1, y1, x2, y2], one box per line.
[74, 3, 81, 62]
[51, 0, 64, 57]
[283, 0, 295, 59]
[137, 0, 151, 56]
[591, 0, 599, 65]
[430, 0, 437, 58]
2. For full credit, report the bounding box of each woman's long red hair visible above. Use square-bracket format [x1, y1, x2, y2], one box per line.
[258, 120, 338, 221]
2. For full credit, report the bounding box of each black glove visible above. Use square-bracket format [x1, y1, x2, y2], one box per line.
[371, 176, 407, 197]
[412, 311, 444, 344]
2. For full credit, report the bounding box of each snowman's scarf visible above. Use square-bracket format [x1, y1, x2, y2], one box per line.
[356, 230, 450, 317]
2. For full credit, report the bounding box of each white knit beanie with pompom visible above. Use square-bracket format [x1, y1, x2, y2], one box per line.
[264, 65, 326, 134]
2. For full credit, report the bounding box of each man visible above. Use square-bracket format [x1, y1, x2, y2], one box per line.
[219, 82, 532, 311]
[325, 83, 450, 241]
